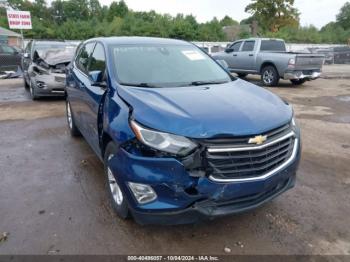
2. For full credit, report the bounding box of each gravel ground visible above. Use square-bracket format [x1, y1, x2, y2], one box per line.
[0, 77, 349, 255]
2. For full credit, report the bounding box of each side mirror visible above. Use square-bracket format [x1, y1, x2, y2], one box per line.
[216, 59, 229, 70]
[225, 48, 234, 53]
[23, 52, 30, 58]
[89, 70, 107, 88]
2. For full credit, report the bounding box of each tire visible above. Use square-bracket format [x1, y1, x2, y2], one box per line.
[23, 75, 29, 89]
[290, 79, 306, 85]
[29, 79, 39, 100]
[237, 73, 248, 78]
[104, 142, 130, 219]
[66, 100, 81, 137]
[261, 65, 279, 86]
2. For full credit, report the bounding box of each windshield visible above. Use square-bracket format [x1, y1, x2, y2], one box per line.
[111, 44, 231, 87]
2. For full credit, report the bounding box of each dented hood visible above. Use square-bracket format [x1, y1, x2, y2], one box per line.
[34, 48, 75, 66]
[118, 79, 293, 138]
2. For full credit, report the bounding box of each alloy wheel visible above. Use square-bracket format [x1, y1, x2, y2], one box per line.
[67, 102, 73, 129]
[107, 154, 123, 206]
[30, 81, 34, 97]
[263, 69, 274, 84]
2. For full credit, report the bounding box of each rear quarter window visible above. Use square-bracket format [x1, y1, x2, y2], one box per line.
[260, 40, 286, 51]
[1, 45, 15, 54]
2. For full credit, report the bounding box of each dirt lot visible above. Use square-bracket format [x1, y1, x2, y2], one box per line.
[0, 76, 349, 255]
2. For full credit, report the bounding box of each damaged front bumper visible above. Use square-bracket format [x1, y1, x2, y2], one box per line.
[31, 73, 66, 96]
[108, 139, 301, 225]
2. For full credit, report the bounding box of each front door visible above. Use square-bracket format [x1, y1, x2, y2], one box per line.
[67, 41, 96, 133]
[227, 41, 242, 70]
[79, 42, 107, 155]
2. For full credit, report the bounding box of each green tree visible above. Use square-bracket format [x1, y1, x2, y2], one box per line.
[245, 0, 299, 32]
[31, 0, 49, 20]
[169, 14, 197, 40]
[89, 0, 102, 20]
[320, 22, 350, 43]
[220, 15, 238, 26]
[198, 18, 226, 41]
[107, 0, 128, 22]
[336, 2, 350, 30]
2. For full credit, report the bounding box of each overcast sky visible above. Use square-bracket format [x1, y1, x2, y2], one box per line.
[97, 0, 347, 29]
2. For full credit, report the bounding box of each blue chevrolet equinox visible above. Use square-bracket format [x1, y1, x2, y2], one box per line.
[65, 37, 301, 225]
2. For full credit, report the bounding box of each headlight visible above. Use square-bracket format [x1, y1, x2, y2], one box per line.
[130, 120, 197, 156]
[33, 66, 49, 75]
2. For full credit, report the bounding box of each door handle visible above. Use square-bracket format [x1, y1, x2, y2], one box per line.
[249, 54, 253, 56]
[233, 54, 237, 56]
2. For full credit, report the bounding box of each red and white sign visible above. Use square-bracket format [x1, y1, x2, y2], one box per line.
[6, 10, 32, 30]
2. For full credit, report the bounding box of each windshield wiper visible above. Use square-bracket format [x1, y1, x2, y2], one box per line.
[119, 82, 159, 88]
[189, 80, 230, 86]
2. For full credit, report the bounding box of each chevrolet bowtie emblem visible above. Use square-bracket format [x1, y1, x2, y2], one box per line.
[248, 135, 267, 145]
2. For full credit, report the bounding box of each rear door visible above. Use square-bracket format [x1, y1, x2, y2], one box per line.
[0, 45, 20, 71]
[236, 40, 256, 70]
[80, 42, 108, 155]
[0, 45, 5, 70]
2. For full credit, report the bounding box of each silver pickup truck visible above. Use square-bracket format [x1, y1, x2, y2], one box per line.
[212, 38, 324, 86]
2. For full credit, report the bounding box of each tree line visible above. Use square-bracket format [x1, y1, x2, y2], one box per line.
[0, 0, 349, 44]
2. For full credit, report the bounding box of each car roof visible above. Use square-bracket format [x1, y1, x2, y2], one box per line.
[33, 40, 74, 46]
[84, 36, 191, 46]
[235, 38, 285, 42]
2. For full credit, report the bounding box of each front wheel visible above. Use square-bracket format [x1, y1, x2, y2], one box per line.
[290, 79, 306, 85]
[23, 75, 29, 89]
[29, 80, 39, 100]
[261, 66, 279, 86]
[104, 142, 130, 219]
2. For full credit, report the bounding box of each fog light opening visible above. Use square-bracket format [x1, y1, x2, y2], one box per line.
[128, 182, 157, 204]
[36, 81, 47, 88]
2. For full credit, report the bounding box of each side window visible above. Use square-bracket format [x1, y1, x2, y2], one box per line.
[1, 45, 15, 54]
[230, 42, 242, 52]
[76, 42, 95, 73]
[242, 41, 255, 52]
[88, 43, 106, 74]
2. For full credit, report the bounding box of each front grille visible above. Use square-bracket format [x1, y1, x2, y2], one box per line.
[200, 123, 291, 147]
[200, 124, 295, 180]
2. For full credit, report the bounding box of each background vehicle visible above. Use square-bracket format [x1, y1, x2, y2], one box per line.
[314, 48, 334, 64]
[212, 38, 325, 86]
[0, 43, 21, 73]
[333, 46, 350, 64]
[65, 37, 301, 225]
[22, 40, 76, 100]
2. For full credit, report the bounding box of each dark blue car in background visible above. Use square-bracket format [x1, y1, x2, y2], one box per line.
[65, 37, 301, 225]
